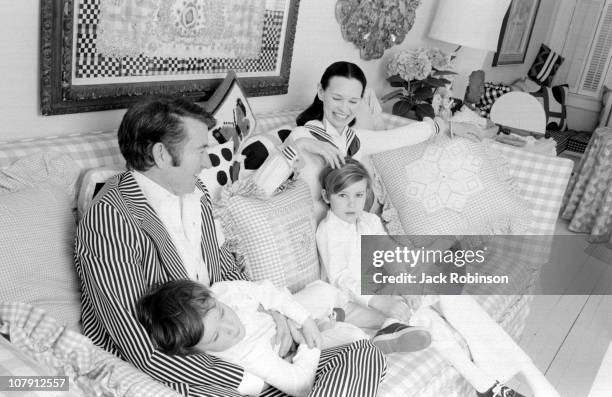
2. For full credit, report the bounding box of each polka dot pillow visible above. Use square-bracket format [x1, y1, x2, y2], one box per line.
[198, 140, 237, 202]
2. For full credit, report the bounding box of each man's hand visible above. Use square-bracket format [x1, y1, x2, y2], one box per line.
[300, 317, 322, 349]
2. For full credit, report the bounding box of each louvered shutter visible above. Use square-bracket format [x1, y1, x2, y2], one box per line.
[577, 0, 612, 96]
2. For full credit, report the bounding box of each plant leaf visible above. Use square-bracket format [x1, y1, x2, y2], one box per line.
[432, 70, 458, 77]
[387, 74, 406, 87]
[380, 89, 404, 102]
[425, 76, 450, 87]
[414, 88, 434, 100]
[414, 103, 435, 120]
[392, 100, 415, 118]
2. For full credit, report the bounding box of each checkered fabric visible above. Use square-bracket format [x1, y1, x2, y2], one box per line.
[0, 302, 180, 397]
[528, 44, 564, 86]
[546, 129, 576, 154]
[0, 111, 569, 397]
[476, 82, 512, 117]
[0, 130, 121, 171]
[217, 179, 320, 293]
[566, 131, 593, 153]
[74, 0, 283, 78]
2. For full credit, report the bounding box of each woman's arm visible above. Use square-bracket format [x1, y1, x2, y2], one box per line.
[355, 117, 446, 158]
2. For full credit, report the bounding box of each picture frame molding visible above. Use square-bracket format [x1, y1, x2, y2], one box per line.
[40, 0, 300, 115]
[492, 0, 541, 66]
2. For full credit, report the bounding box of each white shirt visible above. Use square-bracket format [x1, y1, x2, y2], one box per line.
[316, 210, 387, 307]
[210, 280, 320, 397]
[132, 171, 209, 285]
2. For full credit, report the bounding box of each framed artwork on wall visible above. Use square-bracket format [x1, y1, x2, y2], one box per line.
[492, 0, 541, 66]
[40, 0, 300, 115]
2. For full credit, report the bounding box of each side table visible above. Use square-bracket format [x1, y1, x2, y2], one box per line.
[561, 127, 612, 245]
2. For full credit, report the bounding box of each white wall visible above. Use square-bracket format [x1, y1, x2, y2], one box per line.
[0, 0, 556, 142]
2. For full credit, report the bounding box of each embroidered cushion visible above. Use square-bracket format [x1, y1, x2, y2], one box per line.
[598, 85, 612, 128]
[532, 84, 569, 131]
[205, 71, 257, 153]
[370, 136, 531, 235]
[527, 44, 564, 86]
[475, 82, 512, 117]
[216, 179, 320, 293]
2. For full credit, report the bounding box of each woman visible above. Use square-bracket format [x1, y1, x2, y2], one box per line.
[287, 61, 445, 219]
[286, 61, 559, 397]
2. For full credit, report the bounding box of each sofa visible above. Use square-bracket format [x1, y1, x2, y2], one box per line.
[0, 109, 574, 397]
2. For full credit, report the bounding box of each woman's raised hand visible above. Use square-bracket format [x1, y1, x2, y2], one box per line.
[295, 138, 345, 169]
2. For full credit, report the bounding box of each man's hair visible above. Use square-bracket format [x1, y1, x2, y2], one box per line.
[136, 279, 215, 355]
[319, 158, 371, 199]
[118, 97, 216, 171]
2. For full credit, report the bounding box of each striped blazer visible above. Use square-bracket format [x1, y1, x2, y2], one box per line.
[74, 171, 249, 396]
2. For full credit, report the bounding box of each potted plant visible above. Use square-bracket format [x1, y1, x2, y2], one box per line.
[382, 47, 456, 120]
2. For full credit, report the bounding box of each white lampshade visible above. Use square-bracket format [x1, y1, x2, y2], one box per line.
[429, 0, 512, 52]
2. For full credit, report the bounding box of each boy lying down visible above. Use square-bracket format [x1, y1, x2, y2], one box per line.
[136, 279, 373, 397]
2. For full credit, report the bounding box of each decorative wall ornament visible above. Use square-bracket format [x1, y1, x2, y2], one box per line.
[40, 0, 300, 115]
[335, 0, 421, 60]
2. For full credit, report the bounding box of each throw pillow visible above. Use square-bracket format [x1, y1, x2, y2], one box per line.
[0, 185, 81, 331]
[370, 136, 531, 236]
[198, 140, 236, 202]
[237, 125, 293, 177]
[475, 82, 512, 117]
[509, 77, 541, 93]
[527, 44, 564, 86]
[532, 84, 569, 131]
[205, 71, 257, 153]
[77, 165, 124, 219]
[216, 178, 319, 293]
[598, 85, 612, 127]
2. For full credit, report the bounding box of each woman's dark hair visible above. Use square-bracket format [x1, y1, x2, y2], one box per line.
[118, 96, 216, 171]
[296, 62, 367, 127]
[136, 279, 215, 356]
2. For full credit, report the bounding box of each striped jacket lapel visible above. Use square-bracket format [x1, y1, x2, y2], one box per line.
[195, 179, 223, 282]
[118, 172, 188, 280]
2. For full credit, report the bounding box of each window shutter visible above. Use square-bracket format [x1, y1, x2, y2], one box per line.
[556, 0, 604, 90]
[578, 0, 612, 96]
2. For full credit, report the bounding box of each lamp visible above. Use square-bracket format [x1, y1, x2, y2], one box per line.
[428, 0, 512, 105]
[428, 0, 512, 52]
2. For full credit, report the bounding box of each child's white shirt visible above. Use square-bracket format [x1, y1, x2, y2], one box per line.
[315, 210, 387, 308]
[209, 280, 319, 397]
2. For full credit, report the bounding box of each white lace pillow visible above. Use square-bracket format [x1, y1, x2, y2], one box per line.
[371, 136, 531, 235]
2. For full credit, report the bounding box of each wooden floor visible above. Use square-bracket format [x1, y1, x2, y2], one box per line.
[508, 219, 612, 397]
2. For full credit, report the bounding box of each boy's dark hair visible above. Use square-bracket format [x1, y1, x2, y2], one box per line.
[136, 279, 215, 355]
[319, 157, 371, 200]
[118, 96, 216, 171]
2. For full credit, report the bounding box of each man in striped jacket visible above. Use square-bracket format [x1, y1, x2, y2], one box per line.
[74, 97, 386, 396]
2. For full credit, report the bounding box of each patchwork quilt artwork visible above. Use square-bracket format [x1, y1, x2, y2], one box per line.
[74, 0, 285, 80]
